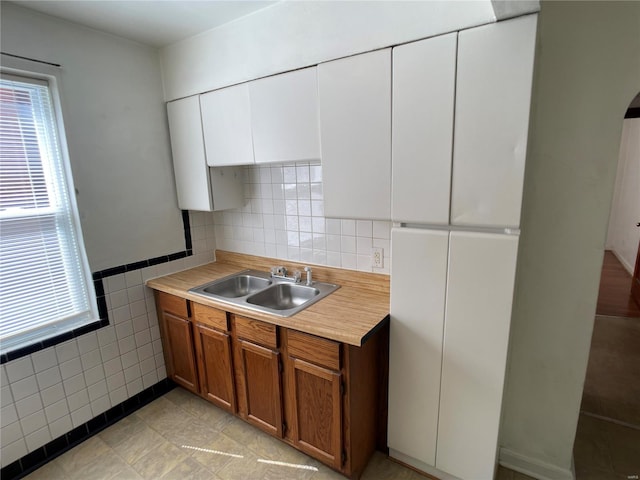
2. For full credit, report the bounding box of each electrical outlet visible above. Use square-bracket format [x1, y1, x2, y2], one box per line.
[372, 247, 384, 268]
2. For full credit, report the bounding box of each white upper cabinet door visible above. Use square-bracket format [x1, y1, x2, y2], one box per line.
[249, 67, 321, 164]
[388, 228, 448, 470]
[318, 48, 392, 220]
[392, 33, 457, 225]
[166, 96, 212, 211]
[451, 14, 537, 228]
[436, 231, 519, 480]
[200, 83, 254, 166]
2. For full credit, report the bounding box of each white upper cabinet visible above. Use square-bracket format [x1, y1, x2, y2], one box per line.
[451, 14, 537, 228]
[318, 48, 392, 220]
[167, 96, 213, 211]
[200, 83, 254, 167]
[436, 231, 519, 479]
[392, 33, 457, 225]
[167, 96, 244, 212]
[249, 67, 321, 164]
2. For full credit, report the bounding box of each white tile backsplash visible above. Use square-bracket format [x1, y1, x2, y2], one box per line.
[213, 162, 391, 273]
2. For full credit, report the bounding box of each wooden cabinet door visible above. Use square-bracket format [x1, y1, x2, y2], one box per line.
[194, 324, 236, 413]
[289, 357, 343, 470]
[249, 67, 321, 164]
[237, 340, 283, 437]
[166, 96, 212, 211]
[200, 83, 254, 167]
[392, 33, 456, 225]
[318, 48, 392, 220]
[162, 311, 199, 394]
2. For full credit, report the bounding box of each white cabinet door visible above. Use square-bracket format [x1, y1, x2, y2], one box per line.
[451, 14, 537, 228]
[392, 33, 457, 225]
[166, 96, 212, 211]
[436, 231, 519, 479]
[200, 83, 254, 166]
[250, 67, 321, 164]
[318, 49, 391, 220]
[388, 228, 448, 469]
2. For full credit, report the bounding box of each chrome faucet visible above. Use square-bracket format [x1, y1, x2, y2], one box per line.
[304, 266, 313, 286]
[270, 266, 302, 283]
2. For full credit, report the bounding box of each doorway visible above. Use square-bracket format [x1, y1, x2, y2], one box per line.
[573, 95, 640, 479]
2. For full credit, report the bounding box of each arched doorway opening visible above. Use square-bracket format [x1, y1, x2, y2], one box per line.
[573, 92, 640, 478]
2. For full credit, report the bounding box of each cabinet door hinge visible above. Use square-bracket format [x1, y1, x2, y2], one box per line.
[278, 360, 283, 373]
[341, 450, 347, 465]
[282, 421, 287, 434]
[340, 382, 345, 395]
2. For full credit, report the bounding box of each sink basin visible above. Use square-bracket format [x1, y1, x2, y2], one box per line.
[188, 269, 339, 317]
[202, 275, 271, 298]
[247, 283, 320, 310]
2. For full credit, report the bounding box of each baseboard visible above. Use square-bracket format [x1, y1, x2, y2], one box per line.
[1, 378, 176, 480]
[610, 249, 635, 276]
[499, 447, 575, 480]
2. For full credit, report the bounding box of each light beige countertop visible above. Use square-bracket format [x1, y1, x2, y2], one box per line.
[146, 250, 390, 346]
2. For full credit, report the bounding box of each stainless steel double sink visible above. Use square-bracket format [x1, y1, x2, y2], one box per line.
[188, 269, 339, 317]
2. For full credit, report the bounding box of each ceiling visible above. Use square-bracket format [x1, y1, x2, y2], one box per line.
[8, 0, 279, 47]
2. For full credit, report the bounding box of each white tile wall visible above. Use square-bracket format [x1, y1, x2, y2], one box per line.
[0, 212, 217, 467]
[213, 162, 392, 273]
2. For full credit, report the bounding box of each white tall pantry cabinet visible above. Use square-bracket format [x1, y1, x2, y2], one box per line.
[389, 14, 537, 480]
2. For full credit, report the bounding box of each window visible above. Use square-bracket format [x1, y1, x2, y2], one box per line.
[0, 72, 97, 354]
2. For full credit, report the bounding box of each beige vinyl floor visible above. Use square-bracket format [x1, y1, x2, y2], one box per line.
[24, 386, 432, 480]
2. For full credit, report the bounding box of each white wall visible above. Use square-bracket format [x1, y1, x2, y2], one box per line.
[499, 2, 640, 479]
[1, 2, 184, 272]
[606, 118, 640, 274]
[160, 1, 507, 101]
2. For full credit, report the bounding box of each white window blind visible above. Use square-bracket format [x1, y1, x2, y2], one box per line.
[0, 73, 96, 353]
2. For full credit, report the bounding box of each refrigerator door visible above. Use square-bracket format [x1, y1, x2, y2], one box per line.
[388, 227, 449, 468]
[436, 231, 519, 479]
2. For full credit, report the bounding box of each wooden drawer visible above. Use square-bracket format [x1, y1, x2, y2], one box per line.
[192, 302, 228, 331]
[234, 315, 277, 349]
[287, 329, 340, 371]
[156, 291, 189, 318]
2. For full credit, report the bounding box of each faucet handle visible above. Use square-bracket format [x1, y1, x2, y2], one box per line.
[271, 266, 287, 277]
[303, 266, 313, 285]
[293, 270, 302, 283]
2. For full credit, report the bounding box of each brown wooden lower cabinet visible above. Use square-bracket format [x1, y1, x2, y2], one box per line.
[192, 302, 236, 413]
[155, 292, 199, 394]
[154, 291, 389, 479]
[289, 357, 343, 469]
[193, 323, 236, 412]
[235, 339, 284, 437]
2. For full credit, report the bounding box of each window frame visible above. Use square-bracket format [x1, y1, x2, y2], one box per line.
[0, 59, 99, 356]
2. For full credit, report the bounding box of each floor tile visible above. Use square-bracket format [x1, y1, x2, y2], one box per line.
[130, 439, 190, 479]
[108, 423, 167, 465]
[160, 457, 218, 480]
[55, 436, 112, 476]
[23, 459, 69, 480]
[188, 431, 246, 473]
[215, 451, 271, 480]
